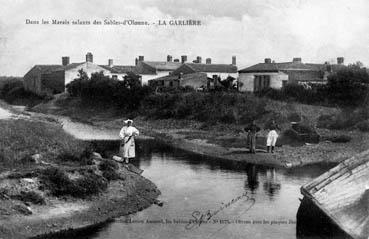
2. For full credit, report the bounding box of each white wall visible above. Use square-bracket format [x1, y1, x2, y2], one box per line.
[109, 73, 127, 81]
[205, 72, 238, 80]
[140, 71, 171, 85]
[64, 62, 112, 87]
[238, 72, 287, 92]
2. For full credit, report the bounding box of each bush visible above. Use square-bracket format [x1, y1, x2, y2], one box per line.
[326, 65, 369, 107]
[14, 191, 45, 205]
[56, 148, 93, 165]
[258, 84, 326, 105]
[40, 167, 107, 198]
[317, 109, 367, 130]
[0, 82, 49, 106]
[141, 92, 267, 124]
[99, 159, 120, 181]
[356, 120, 369, 132]
[66, 70, 153, 111]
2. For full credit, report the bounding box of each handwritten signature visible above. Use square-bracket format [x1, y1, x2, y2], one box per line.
[185, 191, 255, 230]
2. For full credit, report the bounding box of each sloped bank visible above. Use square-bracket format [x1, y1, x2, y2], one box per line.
[31, 95, 362, 168]
[0, 101, 161, 239]
[0, 161, 160, 239]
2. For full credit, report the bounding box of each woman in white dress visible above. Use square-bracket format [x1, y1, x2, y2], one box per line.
[119, 119, 139, 163]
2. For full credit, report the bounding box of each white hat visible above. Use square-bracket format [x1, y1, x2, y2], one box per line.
[124, 119, 133, 124]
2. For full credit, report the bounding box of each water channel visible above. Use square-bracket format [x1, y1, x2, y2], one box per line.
[2, 105, 336, 238]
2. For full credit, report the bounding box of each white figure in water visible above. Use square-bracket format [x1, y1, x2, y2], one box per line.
[119, 119, 139, 164]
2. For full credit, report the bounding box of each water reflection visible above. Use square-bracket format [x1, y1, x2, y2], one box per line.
[82, 138, 336, 239]
[245, 165, 259, 193]
[263, 169, 281, 200]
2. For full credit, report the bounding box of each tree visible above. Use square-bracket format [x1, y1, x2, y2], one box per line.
[123, 72, 141, 89]
[326, 64, 369, 106]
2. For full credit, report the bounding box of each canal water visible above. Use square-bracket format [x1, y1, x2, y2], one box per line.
[80, 140, 332, 239]
[1, 104, 333, 239]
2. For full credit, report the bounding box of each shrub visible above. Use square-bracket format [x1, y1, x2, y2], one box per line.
[326, 65, 369, 107]
[56, 148, 93, 166]
[40, 167, 107, 198]
[356, 120, 369, 132]
[66, 70, 153, 111]
[14, 191, 45, 205]
[258, 84, 326, 105]
[141, 92, 267, 125]
[0, 81, 50, 106]
[99, 159, 120, 181]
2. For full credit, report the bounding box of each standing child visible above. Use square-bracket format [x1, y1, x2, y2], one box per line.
[266, 120, 280, 153]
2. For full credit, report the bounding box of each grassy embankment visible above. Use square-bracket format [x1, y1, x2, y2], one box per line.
[0, 76, 50, 107]
[0, 109, 160, 238]
[32, 91, 369, 167]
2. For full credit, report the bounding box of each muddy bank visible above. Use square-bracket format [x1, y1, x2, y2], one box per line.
[0, 100, 161, 239]
[31, 97, 367, 168]
[0, 162, 160, 239]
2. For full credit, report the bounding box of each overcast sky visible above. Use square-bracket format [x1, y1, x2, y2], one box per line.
[0, 0, 368, 76]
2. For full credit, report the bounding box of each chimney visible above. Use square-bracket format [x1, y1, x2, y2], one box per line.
[232, 56, 236, 65]
[135, 58, 138, 66]
[264, 58, 272, 64]
[108, 59, 113, 67]
[293, 57, 302, 63]
[337, 57, 344, 65]
[206, 58, 212, 64]
[86, 52, 93, 63]
[62, 56, 70, 66]
[196, 56, 202, 64]
[173, 59, 180, 63]
[181, 55, 187, 64]
[138, 56, 144, 62]
[167, 55, 172, 62]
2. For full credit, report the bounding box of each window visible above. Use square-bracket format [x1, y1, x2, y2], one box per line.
[254, 75, 271, 92]
[282, 80, 288, 88]
[112, 75, 118, 80]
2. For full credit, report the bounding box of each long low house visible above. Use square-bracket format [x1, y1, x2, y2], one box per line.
[238, 57, 346, 92]
[148, 72, 209, 89]
[24, 53, 135, 95]
[149, 56, 238, 89]
[134, 55, 182, 85]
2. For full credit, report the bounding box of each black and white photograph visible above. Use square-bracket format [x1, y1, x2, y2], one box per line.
[0, 0, 368, 238]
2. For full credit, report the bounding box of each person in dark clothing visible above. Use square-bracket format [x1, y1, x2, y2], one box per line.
[244, 121, 261, 154]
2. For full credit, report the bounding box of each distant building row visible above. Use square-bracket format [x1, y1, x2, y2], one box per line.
[23, 52, 346, 95]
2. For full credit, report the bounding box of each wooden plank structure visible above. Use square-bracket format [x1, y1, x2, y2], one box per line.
[301, 150, 369, 239]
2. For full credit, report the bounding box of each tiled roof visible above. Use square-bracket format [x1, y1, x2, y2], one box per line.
[149, 72, 208, 82]
[143, 61, 182, 71]
[239, 62, 328, 73]
[34, 63, 85, 73]
[99, 65, 137, 74]
[172, 63, 238, 75]
[185, 63, 238, 73]
[33, 65, 63, 73]
[62, 62, 85, 71]
[150, 74, 179, 81]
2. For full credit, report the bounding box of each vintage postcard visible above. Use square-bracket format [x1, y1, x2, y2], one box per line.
[0, 0, 368, 238]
